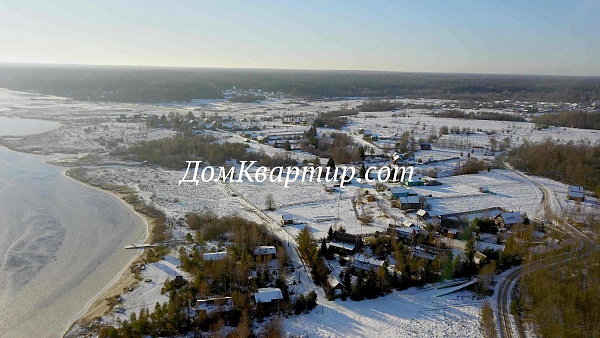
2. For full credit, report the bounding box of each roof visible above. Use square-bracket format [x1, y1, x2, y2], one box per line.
[497, 212, 523, 225]
[399, 196, 420, 204]
[328, 275, 344, 289]
[397, 226, 416, 234]
[203, 252, 228, 261]
[282, 214, 294, 221]
[475, 241, 505, 252]
[254, 288, 283, 303]
[254, 246, 277, 255]
[567, 186, 584, 198]
[352, 253, 384, 268]
[416, 209, 429, 217]
[405, 173, 423, 182]
[402, 220, 414, 227]
[327, 241, 356, 251]
[474, 251, 487, 263]
[390, 186, 409, 195]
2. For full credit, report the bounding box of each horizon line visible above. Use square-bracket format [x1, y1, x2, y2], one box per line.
[1, 61, 599, 79]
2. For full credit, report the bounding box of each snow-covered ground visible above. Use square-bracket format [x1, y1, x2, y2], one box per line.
[103, 254, 191, 326]
[412, 170, 544, 218]
[3, 89, 599, 337]
[286, 286, 484, 338]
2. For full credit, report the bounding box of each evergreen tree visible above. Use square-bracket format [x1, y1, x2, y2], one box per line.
[327, 157, 336, 169]
[283, 140, 291, 151]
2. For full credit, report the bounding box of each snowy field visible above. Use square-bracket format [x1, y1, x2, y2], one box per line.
[285, 287, 484, 338]
[412, 170, 544, 218]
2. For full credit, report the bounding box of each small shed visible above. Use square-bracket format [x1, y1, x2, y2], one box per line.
[566, 186, 584, 202]
[281, 214, 294, 225]
[474, 251, 487, 265]
[423, 177, 441, 186]
[416, 209, 430, 220]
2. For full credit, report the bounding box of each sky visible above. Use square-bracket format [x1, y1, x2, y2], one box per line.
[1, 0, 599, 76]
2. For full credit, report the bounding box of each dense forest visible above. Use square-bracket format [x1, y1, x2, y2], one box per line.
[532, 111, 600, 130]
[508, 139, 600, 196]
[112, 134, 252, 168]
[1, 64, 599, 102]
[515, 251, 600, 338]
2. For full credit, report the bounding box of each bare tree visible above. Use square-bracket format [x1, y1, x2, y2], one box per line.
[265, 193, 276, 211]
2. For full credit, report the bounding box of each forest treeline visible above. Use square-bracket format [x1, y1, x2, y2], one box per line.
[1, 64, 599, 102]
[435, 109, 526, 122]
[508, 139, 600, 196]
[532, 111, 600, 130]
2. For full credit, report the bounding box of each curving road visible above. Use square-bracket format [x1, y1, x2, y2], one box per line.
[496, 162, 595, 338]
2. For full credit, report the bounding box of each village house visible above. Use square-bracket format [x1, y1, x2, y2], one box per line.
[203, 252, 228, 261]
[397, 195, 422, 210]
[327, 275, 345, 298]
[351, 253, 385, 271]
[446, 229, 458, 239]
[253, 246, 277, 258]
[281, 214, 294, 225]
[389, 224, 417, 243]
[403, 173, 424, 187]
[412, 245, 445, 260]
[254, 287, 283, 313]
[475, 241, 505, 252]
[254, 287, 283, 303]
[494, 212, 524, 229]
[328, 231, 363, 255]
[566, 185, 584, 202]
[327, 241, 358, 255]
[390, 186, 412, 199]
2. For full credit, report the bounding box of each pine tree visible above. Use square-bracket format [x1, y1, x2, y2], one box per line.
[327, 157, 336, 169]
[360, 163, 366, 178]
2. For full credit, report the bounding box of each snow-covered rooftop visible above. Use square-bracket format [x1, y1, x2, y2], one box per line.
[254, 287, 283, 303]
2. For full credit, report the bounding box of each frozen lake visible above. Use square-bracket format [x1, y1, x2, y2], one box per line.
[0, 117, 146, 337]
